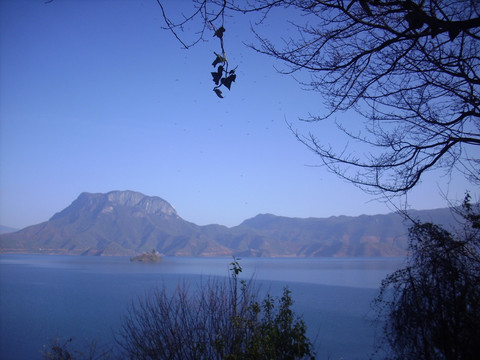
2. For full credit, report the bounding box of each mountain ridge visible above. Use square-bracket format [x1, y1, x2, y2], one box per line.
[0, 191, 459, 257]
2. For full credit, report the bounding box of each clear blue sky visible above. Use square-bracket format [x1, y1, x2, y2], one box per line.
[0, 0, 475, 229]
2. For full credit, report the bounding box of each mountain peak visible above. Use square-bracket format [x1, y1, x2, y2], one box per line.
[50, 191, 178, 223]
[106, 190, 146, 206]
[100, 190, 178, 217]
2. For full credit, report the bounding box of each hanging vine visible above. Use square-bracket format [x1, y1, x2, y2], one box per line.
[155, 1, 237, 98]
[210, 17, 237, 98]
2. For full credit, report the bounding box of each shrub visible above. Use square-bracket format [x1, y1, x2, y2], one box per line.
[374, 197, 480, 360]
[116, 258, 315, 359]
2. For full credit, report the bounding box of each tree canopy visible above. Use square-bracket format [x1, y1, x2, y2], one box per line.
[158, 0, 480, 195]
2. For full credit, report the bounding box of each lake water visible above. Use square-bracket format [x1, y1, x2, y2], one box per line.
[0, 255, 404, 360]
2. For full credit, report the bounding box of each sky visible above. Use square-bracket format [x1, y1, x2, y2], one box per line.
[0, 0, 476, 229]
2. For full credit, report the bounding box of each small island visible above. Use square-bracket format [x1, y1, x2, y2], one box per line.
[130, 249, 162, 263]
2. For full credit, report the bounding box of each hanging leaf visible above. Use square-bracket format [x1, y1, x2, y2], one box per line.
[211, 65, 223, 85]
[221, 73, 237, 90]
[214, 26, 225, 39]
[212, 53, 226, 67]
[213, 88, 224, 98]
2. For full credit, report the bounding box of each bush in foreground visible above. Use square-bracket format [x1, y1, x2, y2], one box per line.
[42, 258, 315, 360]
[116, 258, 315, 359]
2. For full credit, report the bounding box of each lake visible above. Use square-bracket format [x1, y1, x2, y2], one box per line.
[0, 255, 404, 360]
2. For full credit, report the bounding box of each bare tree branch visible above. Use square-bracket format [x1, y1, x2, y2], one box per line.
[157, 0, 480, 194]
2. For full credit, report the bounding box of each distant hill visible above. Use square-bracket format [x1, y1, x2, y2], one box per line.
[0, 225, 18, 235]
[0, 190, 460, 257]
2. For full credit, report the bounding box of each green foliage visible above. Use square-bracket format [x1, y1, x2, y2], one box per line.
[226, 256, 314, 358]
[234, 288, 314, 360]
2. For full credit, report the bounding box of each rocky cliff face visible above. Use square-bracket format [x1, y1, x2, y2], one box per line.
[0, 191, 458, 257]
[50, 190, 178, 223]
[105, 191, 178, 217]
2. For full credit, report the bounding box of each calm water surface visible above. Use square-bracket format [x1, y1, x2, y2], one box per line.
[0, 255, 404, 360]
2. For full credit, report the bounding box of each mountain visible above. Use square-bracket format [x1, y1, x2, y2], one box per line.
[0, 225, 18, 234]
[0, 190, 460, 257]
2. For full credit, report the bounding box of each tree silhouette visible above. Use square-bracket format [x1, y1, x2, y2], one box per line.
[373, 197, 480, 359]
[157, 0, 480, 194]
